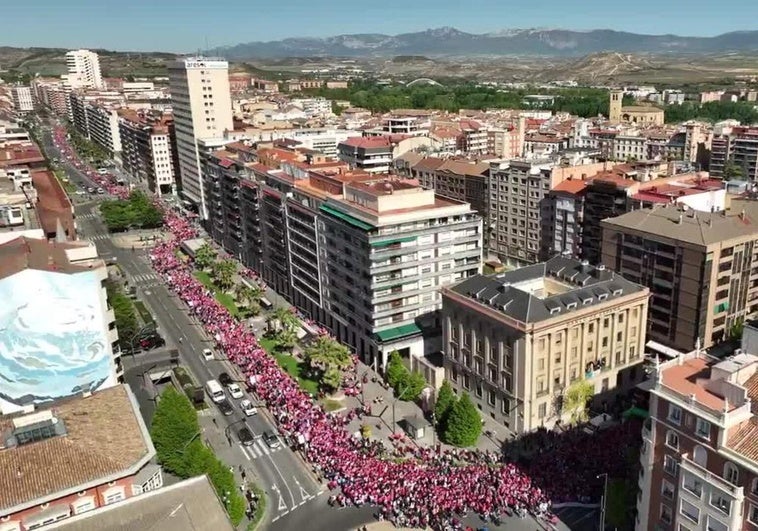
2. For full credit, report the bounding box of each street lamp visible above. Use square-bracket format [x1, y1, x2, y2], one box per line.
[597, 472, 609, 531]
[179, 431, 202, 453]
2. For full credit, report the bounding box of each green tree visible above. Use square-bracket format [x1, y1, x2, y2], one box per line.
[303, 336, 353, 391]
[564, 379, 595, 424]
[266, 307, 300, 348]
[399, 371, 427, 401]
[386, 350, 408, 390]
[434, 380, 457, 431]
[211, 259, 237, 292]
[443, 392, 481, 447]
[150, 387, 200, 477]
[724, 163, 744, 179]
[194, 243, 218, 270]
[105, 280, 138, 350]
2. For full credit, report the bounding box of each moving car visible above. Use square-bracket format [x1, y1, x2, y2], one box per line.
[240, 399, 257, 416]
[228, 383, 244, 399]
[263, 431, 281, 449]
[238, 426, 255, 446]
[98, 168, 108, 174]
[216, 399, 234, 416]
[202, 348, 214, 361]
[218, 372, 232, 386]
[205, 379, 225, 403]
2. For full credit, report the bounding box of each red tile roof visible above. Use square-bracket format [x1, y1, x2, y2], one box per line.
[31, 170, 75, 240]
[552, 178, 588, 195]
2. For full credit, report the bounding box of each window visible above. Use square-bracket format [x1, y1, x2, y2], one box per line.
[682, 472, 703, 497]
[695, 418, 710, 439]
[666, 430, 679, 451]
[104, 488, 124, 505]
[664, 455, 677, 475]
[538, 403, 547, 419]
[660, 504, 673, 524]
[752, 478, 758, 496]
[706, 515, 728, 531]
[693, 445, 708, 467]
[668, 404, 682, 425]
[680, 499, 699, 524]
[710, 489, 731, 515]
[749, 504, 758, 525]
[662, 480, 675, 500]
[73, 498, 95, 514]
[723, 462, 739, 485]
[588, 323, 595, 334]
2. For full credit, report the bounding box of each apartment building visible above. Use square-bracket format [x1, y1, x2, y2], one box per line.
[319, 178, 482, 369]
[488, 159, 609, 266]
[168, 57, 233, 216]
[636, 349, 758, 531]
[203, 152, 483, 371]
[601, 200, 758, 352]
[547, 178, 588, 258]
[0, 385, 161, 529]
[118, 109, 178, 195]
[65, 49, 103, 90]
[9, 86, 33, 113]
[85, 103, 122, 155]
[710, 127, 758, 181]
[441, 256, 649, 433]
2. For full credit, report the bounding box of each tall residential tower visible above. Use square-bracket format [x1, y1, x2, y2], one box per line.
[167, 57, 233, 216]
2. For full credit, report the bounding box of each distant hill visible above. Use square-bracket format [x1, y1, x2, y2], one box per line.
[216, 27, 758, 59]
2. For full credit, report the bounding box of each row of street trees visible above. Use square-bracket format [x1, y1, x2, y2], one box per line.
[150, 388, 246, 524]
[99, 191, 163, 232]
[194, 243, 264, 317]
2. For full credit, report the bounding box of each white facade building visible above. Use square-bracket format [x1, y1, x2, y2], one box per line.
[65, 49, 104, 89]
[10, 86, 34, 113]
[168, 57, 233, 216]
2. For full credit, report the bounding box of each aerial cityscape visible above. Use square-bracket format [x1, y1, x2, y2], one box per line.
[2, 3, 758, 531]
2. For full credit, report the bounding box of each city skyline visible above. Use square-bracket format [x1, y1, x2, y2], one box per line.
[3, 0, 758, 52]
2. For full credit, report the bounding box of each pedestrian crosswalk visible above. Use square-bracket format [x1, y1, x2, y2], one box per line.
[77, 213, 99, 220]
[241, 437, 283, 460]
[132, 273, 158, 284]
[87, 234, 110, 241]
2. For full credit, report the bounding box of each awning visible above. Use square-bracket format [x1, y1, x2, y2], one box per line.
[371, 236, 417, 247]
[320, 205, 374, 231]
[623, 406, 650, 420]
[646, 340, 681, 359]
[374, 323, 422, 343]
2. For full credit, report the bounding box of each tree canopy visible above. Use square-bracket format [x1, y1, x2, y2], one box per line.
[663, 100, 758, 124]
[150, 387, 246, 525]
[193, 243, 218, 270]
[385, 350, 427, 402]
[303, 336, 353, 391]
[564, 379, 595, 424]
[443, 392, 482, 447]
[434, 380, 456, 432]
[104, 280, 138, 351]
[211, 259, 237, 292]
[99, 191, 163, 232]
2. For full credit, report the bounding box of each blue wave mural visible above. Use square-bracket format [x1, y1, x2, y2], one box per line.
[0, 269, 116, 412]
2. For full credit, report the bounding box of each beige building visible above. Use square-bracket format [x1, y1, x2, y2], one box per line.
[168, 57, 233, 217]
[609, 89, 665, 126]
[441, 256, 649, 433]
[601, 200, 758, 353]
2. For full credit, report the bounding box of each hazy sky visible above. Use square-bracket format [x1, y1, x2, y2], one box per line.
[4, 0, 758, 52]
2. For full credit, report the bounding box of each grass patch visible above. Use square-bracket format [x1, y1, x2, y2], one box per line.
[133, 300, 155, 326]
[54, 170, 76, 193]
[246, 483, 266, 531]
[259, 337, 279, 355]
[193, 270, 239, 317]
[607, 478, 635, 530]
[320, 398, 343, 412]
[272, 352, 319, 396]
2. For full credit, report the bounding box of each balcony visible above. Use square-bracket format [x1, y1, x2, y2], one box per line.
[680, 453, 744, 498]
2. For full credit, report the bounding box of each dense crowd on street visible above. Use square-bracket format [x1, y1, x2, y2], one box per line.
[52, 125, 639, 530]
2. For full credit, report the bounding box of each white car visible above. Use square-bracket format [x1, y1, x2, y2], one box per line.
[202, 348, 214, 361]
[228, 383, 244, 400]
[241, 399, 257, 416]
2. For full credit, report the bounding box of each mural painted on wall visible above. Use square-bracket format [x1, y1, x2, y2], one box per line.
[0, 269, 116, 412]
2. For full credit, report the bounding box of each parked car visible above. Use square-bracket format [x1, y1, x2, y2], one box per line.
[87, 187, 95, 193]
[241, 399, 257, 416]
[228, 383, 244, 400]
[202, 348, 214, 361]
[218, 372, 232, 386]
[238, 426, 255, 446]
[263, 431, 281, 449]
[96, 187, 105, 194]
[216, 399, 234, 416]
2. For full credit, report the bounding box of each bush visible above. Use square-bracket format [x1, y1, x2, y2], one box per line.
[150, 387, 246, 525]
[443, 392, 481, 447]
[100, 191, 163, 232]
[105, 280, 138, 350]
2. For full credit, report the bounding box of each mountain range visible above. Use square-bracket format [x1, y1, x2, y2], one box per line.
[217, 27, 758, 59]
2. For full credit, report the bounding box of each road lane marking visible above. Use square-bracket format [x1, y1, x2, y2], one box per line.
[293, 476, 310, 503]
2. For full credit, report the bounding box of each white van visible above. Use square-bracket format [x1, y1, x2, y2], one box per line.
[205, 379, 225, 403]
